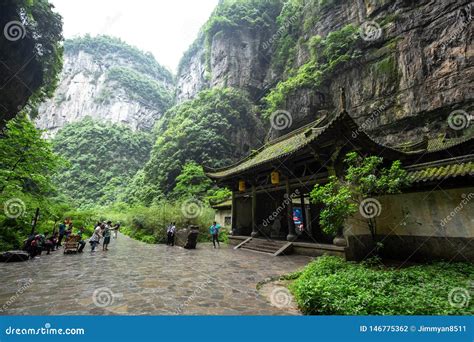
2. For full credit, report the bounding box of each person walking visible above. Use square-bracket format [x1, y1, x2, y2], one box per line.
[209, 221, 221, 249]
[103, 221, 112, 251]
[57, 220, 67, 247]
[112, 222, 120, 239]
[167, 222, 176, 246]
[77, 227, 86, 253]
[89, 224, 102, 253]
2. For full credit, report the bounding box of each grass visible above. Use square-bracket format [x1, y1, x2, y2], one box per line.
[289, 256, 474, 315]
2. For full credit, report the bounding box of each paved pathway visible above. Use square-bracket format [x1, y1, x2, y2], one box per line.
[0, 234, 312, 315]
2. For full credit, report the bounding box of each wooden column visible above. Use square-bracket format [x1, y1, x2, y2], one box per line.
[300, 192, 308, 236]
[231, 191, 237, 236]
[286, 178, 297, 241]
[251, 184, 258, 237]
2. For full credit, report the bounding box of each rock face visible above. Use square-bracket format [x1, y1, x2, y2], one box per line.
[175, 0, 473, 145]
[36, 37, 174, 136]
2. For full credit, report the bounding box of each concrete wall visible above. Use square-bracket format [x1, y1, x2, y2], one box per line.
[344, 187, 474, 261]
[214, 209, 232, 228]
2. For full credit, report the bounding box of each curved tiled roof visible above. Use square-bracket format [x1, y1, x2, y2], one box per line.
[205, 110, 474, 180]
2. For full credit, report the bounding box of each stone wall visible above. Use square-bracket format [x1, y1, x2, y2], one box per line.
[345, 187, 474, 261]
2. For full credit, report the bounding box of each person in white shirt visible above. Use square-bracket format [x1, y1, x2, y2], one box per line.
[89, 224, 103, 252]
[166, 222, 176, 246]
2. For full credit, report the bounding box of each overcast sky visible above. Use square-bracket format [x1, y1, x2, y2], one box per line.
[50, 0, 218, 73]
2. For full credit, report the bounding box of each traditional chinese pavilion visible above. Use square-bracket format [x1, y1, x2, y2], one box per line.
[205, 108, 473, 261]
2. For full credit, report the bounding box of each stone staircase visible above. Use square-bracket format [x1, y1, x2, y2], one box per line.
[237, 238, 293, 256]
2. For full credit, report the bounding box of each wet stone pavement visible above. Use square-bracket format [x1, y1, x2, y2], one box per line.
[0, 234, 312, 315]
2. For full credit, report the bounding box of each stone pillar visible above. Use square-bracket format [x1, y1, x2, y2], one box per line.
[251, 184, 258, 237]
[286, 178, 297, 241]
[231, 191, 237, 236]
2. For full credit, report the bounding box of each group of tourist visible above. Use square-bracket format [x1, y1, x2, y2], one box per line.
[165, 221, 222, 248]
[23, 219, 121, 258]
[89, 221, 120, 252]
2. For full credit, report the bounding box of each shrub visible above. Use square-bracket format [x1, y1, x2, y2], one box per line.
[290, 256, 474, 315]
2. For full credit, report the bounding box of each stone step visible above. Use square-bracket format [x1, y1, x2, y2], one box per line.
[240, 238, 290, 255]
[241, 244, 278, 254]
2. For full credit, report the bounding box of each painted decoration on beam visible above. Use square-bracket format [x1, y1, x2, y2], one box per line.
[238, 180, 246, 192]
[271, 171, 280, 185]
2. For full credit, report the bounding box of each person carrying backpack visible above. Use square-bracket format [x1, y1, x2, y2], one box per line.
[209, 222, 221, 249]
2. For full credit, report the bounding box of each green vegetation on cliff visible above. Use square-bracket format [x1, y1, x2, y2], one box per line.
[64, 35, 174, 83]
[52, 117, 153, 208]
[143, 87, 259, 199]
[264, 24, 361, 116]
[0, 0, 63, 126]
[106, 67, 173, 110]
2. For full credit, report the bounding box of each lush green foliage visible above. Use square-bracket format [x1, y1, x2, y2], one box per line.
[310, 176, 355, 235]
[144, 87, 259, 197]
[310, 152, 410, 238]
[202, 0, 283, 70]
[264, 24, 360, 116]
[290, 256, 474, 315]
[52, 117, 153, 208]
[64, 35, 173, 83]
[0, 0, 63, 125]
[106, 67, 173, 110]
[0, 115, 64, 250]
[92, 201, 219, 244]
[170, 162, 212, 200]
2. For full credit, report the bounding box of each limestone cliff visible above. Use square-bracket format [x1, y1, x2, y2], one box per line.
[36, 36, 174, 136]
[175, 0, 473, 145]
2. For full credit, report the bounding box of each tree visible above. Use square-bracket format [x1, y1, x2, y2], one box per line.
[144, 87, 263, 197]
[170, 162, 212, 200]
[310, 152, 410, 245]
[52, 117, 153, 207]
[0, 114, 63, 249]
[0, 0, 63, 128]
